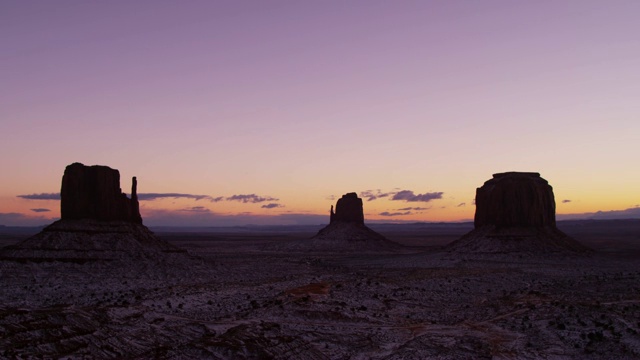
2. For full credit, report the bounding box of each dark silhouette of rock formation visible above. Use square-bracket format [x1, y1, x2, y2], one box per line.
[61, 162, 142, 223]
[446, 172, 590, 254]
[330, 192, 365, 225]
[267, 192, 399, 252]
[1, 163, 183, 262]
[474, 172, 556, 228]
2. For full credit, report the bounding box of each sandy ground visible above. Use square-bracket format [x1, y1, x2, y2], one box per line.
[1, 220, 639, 359]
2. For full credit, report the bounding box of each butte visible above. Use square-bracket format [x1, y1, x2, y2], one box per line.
[445, 172, 590, 254]
[273, 192, 399, 252]
[0, 162, 184, 262]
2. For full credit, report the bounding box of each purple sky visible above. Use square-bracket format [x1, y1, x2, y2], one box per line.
[2, 1, 639, 226]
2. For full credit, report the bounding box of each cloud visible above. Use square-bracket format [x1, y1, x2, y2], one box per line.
[391, 190, 443, 202]
[360, 190, 392, 202]
[379, 211, 412, 217]
[30, 208, 51, 213]
[137, 193, 223, 202]
[397, 207, 430, 211]
[226, 194, 278, 203]
[142, 208, 327, 227]
[17, 191, 282, 205]
[562, 199, 572, 203]
[179, 206, 211, 213]
[457, 202, 466, 207]
[17, 193, 60, 200]
[325, 195, 336, 201]
[261, 203, 283, 209]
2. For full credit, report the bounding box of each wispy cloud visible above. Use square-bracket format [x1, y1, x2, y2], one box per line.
[138, 193, 223, 202]
[226, 194, 278, 203]
[360, 190, 392, 201]
[397, 207, 430, 211]
[179, 206, 211, 212]
[30, 208, 51, 213]
[361, 189, 444, 203]
[457, 202, 466, 207]
[261, 203, 284, 209]
[17, 191, 280, 206]
[391, 190, 443, 203]
[379, 211, 412, 217]
[17, 193, 60, 200]
[141, 208, 326, 227]
[562, 199, 572, 203]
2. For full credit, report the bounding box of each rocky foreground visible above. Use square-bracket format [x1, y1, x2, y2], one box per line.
[1, 228, 639, 359]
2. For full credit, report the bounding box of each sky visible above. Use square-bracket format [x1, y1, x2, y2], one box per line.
[1, 1, 639, 226]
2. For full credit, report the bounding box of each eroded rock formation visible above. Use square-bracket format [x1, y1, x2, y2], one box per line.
[330, 192, 365, 225]
[61, 162, 142, 223]
[1, 162, 183, 262]
[305, 192, 398, 252]
[474, 172, 555, 228]
[447, 172, 589, 254]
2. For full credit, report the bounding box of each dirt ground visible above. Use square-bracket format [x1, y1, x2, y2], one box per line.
[1, 220, 639, 359]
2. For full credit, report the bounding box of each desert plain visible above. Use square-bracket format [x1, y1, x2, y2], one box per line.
[1, 220, 639, 359]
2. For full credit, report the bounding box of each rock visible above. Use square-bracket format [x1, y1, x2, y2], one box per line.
[270, 193, 399, 252]
[1, 163, 184, 262]
[61, 162, 141, 223]
[474, 172, 555, 228]
[447, 172, 590, 254]
[330, 192, 364, 225]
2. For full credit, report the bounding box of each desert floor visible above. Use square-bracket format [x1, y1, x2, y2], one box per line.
[1, 220, 639, 359]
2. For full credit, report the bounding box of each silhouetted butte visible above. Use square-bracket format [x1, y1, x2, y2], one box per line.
[0, 162, 183, 262]
[446, 172, 589, 254]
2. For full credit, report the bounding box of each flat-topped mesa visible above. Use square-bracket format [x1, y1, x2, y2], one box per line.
[61, 162, 142, 223]
[287, 192, 401, 252]
[0, 163, 185, 262]
[474, 172, 556, 228]
[330, 192, 365, 225]
[446, 171, 590, 254]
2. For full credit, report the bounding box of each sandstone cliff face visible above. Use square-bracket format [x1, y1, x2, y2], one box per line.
[447, 172, 589, 254]
[301, 192, 398, 252]
[474, 172, 556, 228]
[61, 163, 142, 223]
[1, 163, 182, 262]
[330, 192, 364, 225]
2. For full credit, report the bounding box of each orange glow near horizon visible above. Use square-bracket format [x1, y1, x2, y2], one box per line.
[2, 2, 639, 226]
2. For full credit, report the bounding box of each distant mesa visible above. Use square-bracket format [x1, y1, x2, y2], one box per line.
[446, 172, 590, 254]
[329, 192, 365, 225]
[61, 162, 142, 223]
[1, 162, 184, 262]
[272, 192, 399, 252]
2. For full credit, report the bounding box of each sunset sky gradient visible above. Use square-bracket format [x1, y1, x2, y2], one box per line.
[2, 1, 639, 226]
